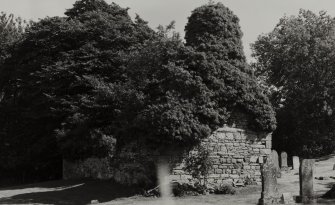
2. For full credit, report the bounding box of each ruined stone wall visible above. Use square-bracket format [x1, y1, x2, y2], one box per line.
[170, 126, 272, 185]
[62, 125, 271, 186]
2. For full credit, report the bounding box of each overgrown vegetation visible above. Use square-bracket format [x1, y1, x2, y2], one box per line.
[172, 182, 236, 196]
[0, 0, 275, 182]
[184, 145, 213, 187]
[185, 3, 276, 132]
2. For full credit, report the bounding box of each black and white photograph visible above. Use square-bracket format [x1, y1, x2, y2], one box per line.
[1, 0, 335, 204]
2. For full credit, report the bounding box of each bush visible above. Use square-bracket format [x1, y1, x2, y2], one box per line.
[172, 182, 207, 197]
[172, 182, 236, 196]
[214, 184, 236, 195]
[184, 145, 213, 186]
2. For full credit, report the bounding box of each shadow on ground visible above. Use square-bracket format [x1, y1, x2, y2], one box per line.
[315, 153, 335, 162]
[0, 179, 141, 205]
[0, 180, 84, 191]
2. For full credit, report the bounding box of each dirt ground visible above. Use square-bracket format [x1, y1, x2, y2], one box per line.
[1, 155, 335, 205]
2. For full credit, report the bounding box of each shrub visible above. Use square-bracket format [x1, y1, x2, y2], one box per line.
[214, 184, 236, 195]
[172, 182, 207, 197]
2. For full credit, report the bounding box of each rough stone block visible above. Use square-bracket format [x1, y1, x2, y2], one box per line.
[208, 174, 221, 178]
[215, 169, 223, 174]
[299, 159, 316, 204]
[271, 150, 281, 178]
[230, 174, 239, 179]
[280, 193, 293, 204]
[217, 151, 227, 156]
[258, 157, 280, 205]
[280, 152, 288, 169]
[260, 149, 271, 155]
[220, 146, 228, 152]
[226, 133, 234, 139]
[250, 156, 258, 163]
[253, 148, 260, 153]
[244, 165, 251, 170]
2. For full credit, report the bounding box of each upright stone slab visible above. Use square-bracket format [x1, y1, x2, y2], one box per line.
[271, 150, 281, 178]
[259, 156, 280, 205]
[292, 156, 300, 171]
[280, 152, 288, 170]
[299, 159, 316, 204]
[281, 193, 293, 204]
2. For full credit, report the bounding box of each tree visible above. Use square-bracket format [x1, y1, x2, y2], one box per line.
[185, 2, 247, 72]
[0, 12, 27, 65]
[185, 3, 276, 132]
[0, 1, 276, 184]
[252, 10, 335, 157]
[65, 0, 125, 19]
[0, 1, 154, 181]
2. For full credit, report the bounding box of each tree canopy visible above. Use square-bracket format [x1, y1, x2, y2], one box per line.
[185, 2, 246, 71]
[252, 9, 335, 157]
[0, 0, 276, 182]
[185, 3, 276, 132]
[0, 0, 154, 180]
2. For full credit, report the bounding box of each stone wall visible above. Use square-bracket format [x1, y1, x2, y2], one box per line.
[62, 125, 272, 186]
[170, 126, 272, 185]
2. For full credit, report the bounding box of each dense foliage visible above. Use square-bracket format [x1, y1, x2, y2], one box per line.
[0, 0, 154, 181]
[252, 10, 335, 157]
[185, 2, 246, 71]
[0, 0, 276, 182]
[185, 3, 276, 132]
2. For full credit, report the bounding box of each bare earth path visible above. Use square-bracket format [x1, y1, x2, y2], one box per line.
[1, 155, 335, 205]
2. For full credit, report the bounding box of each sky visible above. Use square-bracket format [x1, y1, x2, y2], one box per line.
[2, 0, 335, 61]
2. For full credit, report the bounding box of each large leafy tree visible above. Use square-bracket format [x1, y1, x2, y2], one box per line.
[112, 3, 276, 151]
[0, 0, 154, 181]
[252, 10, 335, 157]
[185, 3, 276, 132]
[185, 2, 246, 71]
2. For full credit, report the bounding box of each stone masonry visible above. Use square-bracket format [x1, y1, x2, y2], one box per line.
[170, 126, 272, 185]
[63, 125, 272, 186]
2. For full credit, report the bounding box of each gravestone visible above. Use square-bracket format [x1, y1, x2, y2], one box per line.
[292, 156, 300, 171]
[280, 152, 288, 171]
[299, 159, 316, 204]
[271, 150, 281, 178]
[258, 156, 280, 205]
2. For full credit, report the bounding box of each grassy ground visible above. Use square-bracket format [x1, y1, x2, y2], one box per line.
[1, 155, 335, 205]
